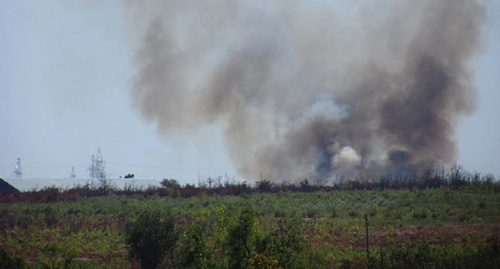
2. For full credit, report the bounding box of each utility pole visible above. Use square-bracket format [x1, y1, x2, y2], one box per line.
[365, 214, 370, 265]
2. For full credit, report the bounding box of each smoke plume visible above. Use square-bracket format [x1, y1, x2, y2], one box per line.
[129, 0, 485, 182]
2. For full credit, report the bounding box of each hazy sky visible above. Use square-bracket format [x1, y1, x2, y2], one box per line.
[1, 1, 499, 184]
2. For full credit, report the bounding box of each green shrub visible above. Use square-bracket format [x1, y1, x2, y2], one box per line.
[173, 224, 213, 269]
[348, 209, 359, 217]
[125, 209, 179, 269]
[330, 207, 338, 218]
[227, 206, 257, 269]
[249, 254, 279, 269]
[43, 207, 59, 228]
[271, 218, 305, 269]
[412, 208, 428, 220]
[0, 249, 25, 269]
[367, 205, 379, 217]
[38, 241, 77, 269]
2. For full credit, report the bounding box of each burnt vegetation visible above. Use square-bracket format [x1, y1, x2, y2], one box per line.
[0, 166, 498, 203]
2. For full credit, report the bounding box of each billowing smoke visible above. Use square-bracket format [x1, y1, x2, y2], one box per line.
[129, 0, 485, 182]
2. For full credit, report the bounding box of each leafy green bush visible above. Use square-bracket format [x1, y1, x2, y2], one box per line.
[0, 249, 25, 269]
[368, 234, 500, 269]
[38, 241, 77, 269]
[249, 254, 279, 269]
[125, 209, 178, 269]
[227, 207, 257, 269]
[348, 209, 359, 217]
[263, 218, 305, 269]
[173, 224, 214, 269]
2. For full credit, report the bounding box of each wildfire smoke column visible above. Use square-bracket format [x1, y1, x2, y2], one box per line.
[129, 0, 486, 182]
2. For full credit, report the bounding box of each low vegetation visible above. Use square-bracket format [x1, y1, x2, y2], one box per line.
[0, 167, 499, 268]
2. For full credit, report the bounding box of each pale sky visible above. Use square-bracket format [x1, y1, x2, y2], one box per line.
[1, 1, 499, 184]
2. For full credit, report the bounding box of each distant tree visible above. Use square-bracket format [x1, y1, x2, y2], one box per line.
[256, 180, 273, 193]
[160, 178, 181, 189]
[299, 179, 311, 192]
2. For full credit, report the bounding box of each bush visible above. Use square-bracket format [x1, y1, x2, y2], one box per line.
[249, 254, 279, 269]
[0, 249, 25, 269]
[227, 207, 257, 269]
[125, 209, 179, 269]
[268, 218, 305, 269]
[173, 224, 214, 269]
[38, 242, 77, 269]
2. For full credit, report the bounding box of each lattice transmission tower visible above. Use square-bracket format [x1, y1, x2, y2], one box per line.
[88, 147, 106, 180]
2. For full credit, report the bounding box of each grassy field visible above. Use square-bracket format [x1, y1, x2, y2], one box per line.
[0, 177, 499, 268]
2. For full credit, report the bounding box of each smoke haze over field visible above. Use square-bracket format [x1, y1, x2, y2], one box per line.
[129, 0, 486, 182]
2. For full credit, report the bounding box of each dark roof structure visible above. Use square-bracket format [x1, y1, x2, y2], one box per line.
[0, 178, 20, 193]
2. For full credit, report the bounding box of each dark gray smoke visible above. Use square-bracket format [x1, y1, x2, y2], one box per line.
[129, 0, 485, 182]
